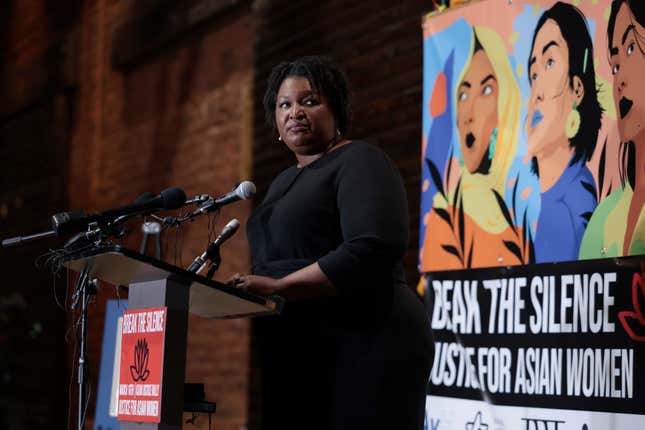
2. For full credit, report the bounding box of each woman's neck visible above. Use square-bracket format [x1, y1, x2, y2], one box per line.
[536, 141, 575, 193]
[296, 152, 325, 168]
[623, 139, 644, 255]
[295, 137, 349, 168]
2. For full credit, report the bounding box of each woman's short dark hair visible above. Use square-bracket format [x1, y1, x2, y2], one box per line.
[528, 2, 603, 166]
[608, 0, 644, 189]
[263, 56, 351, 134]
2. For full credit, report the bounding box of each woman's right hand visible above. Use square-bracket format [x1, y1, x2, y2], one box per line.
[227, 273, 285, 296]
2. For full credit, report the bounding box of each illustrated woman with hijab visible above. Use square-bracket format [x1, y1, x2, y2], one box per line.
[525, 2, 602, 263]
[421, 26, 527, 271]
[580, 0, 645, 258]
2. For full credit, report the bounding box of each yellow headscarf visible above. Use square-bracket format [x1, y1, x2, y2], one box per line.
[435, 26, 521, 234]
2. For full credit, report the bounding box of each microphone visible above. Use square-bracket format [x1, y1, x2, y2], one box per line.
[52, 187, 186, 235]
[134, 191, 157, 204]
[186, 219, 240, 273]
[110, 191, 157, 226]
[195, 181, 256, 214]
[1, 191, 161, 248]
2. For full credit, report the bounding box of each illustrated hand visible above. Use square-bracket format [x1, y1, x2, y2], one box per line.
[227, 273, 284, 296]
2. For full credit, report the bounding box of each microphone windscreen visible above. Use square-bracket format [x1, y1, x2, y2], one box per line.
[222, 218, 241, 236]
[236, 181, 256, 200]
[160, 187, 187, 209]
[134, 191, 156, 204]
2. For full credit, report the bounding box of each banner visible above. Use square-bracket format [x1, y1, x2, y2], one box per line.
[420, 0, 645, 426]
[117, 307, 166, 423]
[423, 256, 645, 428]
[420, 0, 644, 271]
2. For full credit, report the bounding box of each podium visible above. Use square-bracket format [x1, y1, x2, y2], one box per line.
[63, 244, 281, 430]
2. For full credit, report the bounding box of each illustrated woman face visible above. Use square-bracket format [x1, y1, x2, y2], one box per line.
[610, 2, 645, 143]
[526, 19, 583, 156]
[456, 48, 499, 173]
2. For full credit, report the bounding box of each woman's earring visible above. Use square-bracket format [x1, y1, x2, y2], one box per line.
[336, 128, 341, 136]
[488, 128, 498, 161]
[278, 135, 282, 141]
[566, 101, 581, 139]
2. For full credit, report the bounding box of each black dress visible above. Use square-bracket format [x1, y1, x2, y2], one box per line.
[247, 141, 434, 430]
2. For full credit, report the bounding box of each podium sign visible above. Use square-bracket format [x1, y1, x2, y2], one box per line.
[117, 307, 167, 423]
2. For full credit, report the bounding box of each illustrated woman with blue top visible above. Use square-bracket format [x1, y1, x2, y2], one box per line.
[525, 2, 602, 263]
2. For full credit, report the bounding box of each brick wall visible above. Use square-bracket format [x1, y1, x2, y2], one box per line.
[2, 1, 256, 429]
[2, 0, 434, 428]
[71, 2, 256, 429]
[0, 0, 79, 428]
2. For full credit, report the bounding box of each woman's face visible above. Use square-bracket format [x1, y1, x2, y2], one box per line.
[275, 76, 337, 156]
[526, 19, 582, 156]
[456, 48, 499, 173]
[610, 2, 645, 143]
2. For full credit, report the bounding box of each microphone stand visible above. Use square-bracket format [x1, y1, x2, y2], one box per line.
[71, 262, 98, 430]
[1, 195, 196, 429]
[2, 194, 210, 429]
[3, 222, 107, 429]
[62, 223, 107, 430]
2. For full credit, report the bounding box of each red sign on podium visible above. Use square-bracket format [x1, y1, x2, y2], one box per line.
[117, 307, 167, 423]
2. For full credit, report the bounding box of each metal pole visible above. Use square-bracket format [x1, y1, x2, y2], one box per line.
[74, 266, 96, 430]
[77, 275, 88, 430]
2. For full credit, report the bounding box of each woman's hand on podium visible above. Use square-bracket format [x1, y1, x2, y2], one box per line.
[227, 273, 284, 296]
[228, 263, 335, 300]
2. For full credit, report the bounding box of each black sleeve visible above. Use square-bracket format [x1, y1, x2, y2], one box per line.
[318, 144, 409, 294]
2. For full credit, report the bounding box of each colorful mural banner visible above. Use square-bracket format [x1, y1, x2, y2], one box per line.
[423, 255, 645, 428]
[419, 0, 645, 272]
[420, 0, 645, 426]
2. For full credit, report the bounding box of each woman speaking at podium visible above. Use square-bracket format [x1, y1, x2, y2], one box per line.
[229, 56, 434, 429]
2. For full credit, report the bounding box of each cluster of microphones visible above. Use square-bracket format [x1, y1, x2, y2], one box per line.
[1, 181, 256, 277]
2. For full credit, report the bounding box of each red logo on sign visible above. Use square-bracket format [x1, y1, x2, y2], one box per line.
[130, 338, 151, 382]
[618, 271, 645, 342]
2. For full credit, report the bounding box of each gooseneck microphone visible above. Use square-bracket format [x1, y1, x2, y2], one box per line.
[186, 219, 240, 273]
[51, 187, 187, 235]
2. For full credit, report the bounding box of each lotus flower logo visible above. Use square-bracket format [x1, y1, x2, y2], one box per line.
[130, 338, 151, 381]
[618, 270, 645, 342]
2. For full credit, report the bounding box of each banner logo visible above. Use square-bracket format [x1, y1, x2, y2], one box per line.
[466, 411, 488, 430]
[618, 271, 645, 342]
[130, 338, 151, 382]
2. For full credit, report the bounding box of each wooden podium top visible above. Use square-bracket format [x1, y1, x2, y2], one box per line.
[63, 245, 282, 319]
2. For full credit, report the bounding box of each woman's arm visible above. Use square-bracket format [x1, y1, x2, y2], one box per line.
[317, 143, 409, 295]
[229, 262, 336, 299]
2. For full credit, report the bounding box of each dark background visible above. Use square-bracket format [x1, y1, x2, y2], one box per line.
[0, 0, 437, 428]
